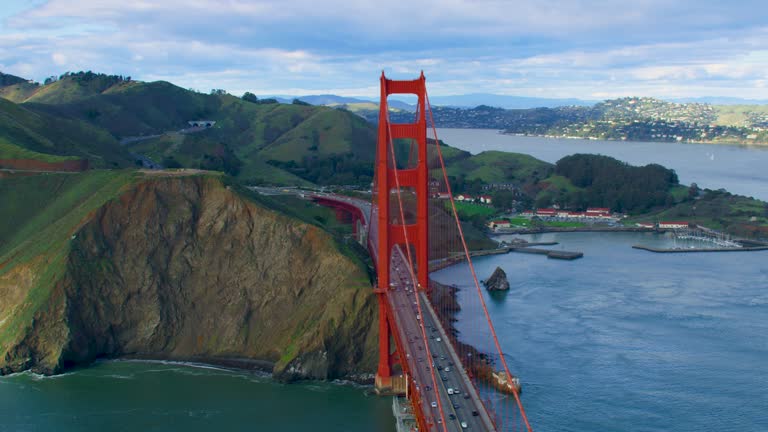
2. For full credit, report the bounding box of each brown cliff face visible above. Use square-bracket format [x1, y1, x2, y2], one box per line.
[0, 176, 378, 381]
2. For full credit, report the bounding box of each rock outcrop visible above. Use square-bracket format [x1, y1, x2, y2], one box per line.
[0, 175, 378, 381]
[483, 266, 509, 291]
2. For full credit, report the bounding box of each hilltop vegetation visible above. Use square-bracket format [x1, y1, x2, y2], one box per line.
[0, 71, 378, 184]
[550, 154, 679, 212]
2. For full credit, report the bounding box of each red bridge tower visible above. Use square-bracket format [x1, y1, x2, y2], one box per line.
[375, 72, 430, 390]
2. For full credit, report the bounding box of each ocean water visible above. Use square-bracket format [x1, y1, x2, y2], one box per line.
[435, 128, 768, 201]
[431, 231, 768, 431]
[0, 361, 395, 432]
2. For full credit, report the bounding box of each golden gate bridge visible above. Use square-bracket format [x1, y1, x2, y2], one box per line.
[313, 72, 532, 432]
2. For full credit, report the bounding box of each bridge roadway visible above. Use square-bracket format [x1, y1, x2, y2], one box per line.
[278, 191, 497, 431]
[389, 247, 496, 431]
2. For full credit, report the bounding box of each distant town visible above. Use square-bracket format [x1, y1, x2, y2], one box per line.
[367, 97, 768, 145]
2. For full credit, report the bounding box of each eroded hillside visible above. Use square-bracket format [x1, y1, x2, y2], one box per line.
[0, 172, 377, 380]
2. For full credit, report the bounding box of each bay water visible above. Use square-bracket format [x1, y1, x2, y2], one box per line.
[431, 232, 768, 431]
[436, 128, 768, 201]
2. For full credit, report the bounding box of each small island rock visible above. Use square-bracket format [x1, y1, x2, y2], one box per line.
[483, 266, 509, 291]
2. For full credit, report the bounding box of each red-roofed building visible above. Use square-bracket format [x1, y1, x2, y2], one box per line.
[536, 208, 557, 216]
[585, 207, 612, 219]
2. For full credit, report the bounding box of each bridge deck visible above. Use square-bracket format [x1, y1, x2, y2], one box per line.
[389, 248, 496, 431]
[304, 192, 499, 431]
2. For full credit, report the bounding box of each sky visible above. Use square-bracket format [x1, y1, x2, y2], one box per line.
[2, 0, 768, 100]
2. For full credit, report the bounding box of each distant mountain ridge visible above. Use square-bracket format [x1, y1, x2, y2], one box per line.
[672, 96, 768, 105]
[424, 93, 596, 109]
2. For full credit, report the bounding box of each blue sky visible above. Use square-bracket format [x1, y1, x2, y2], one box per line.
[2, 0, 768, 99]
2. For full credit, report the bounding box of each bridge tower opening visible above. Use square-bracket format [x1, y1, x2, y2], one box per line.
[374, 72, 429, 391]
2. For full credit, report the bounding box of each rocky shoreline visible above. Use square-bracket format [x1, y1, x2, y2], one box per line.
[427, 279, 522, 394]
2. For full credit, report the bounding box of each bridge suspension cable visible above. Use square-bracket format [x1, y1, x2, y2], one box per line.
[425, 89, 534, 432]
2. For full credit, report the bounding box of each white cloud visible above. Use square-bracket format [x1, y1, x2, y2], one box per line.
[2, 1, 768, 100]
[51, 52, 67, 65]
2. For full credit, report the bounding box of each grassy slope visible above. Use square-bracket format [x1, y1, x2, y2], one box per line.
[443, 150, 553, 183]
[0, 171, 138, 349]
[0, 82, 40, 103]
[628, 191, 768, 234]
[0, 98, 134, 167]
[448, 201, 496, 218]
[0, 139, 78, 162]
[713, 105, 768, 127]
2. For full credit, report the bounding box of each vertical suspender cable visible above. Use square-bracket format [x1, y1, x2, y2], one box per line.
[426, 90, 533, 432]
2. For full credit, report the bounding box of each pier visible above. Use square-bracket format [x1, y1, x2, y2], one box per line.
[632, 243, 768, 253]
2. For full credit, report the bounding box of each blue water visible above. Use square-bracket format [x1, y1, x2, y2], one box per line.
[436, 128, 768, 201]
[0, 361, 395, 432]
[432, 232, 768, 431]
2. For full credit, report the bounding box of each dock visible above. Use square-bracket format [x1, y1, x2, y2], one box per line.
[511, 247, 584, 260]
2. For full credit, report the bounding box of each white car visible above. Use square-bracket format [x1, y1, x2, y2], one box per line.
[431, 401, 438, 408]
[436, 337, 442, 342]
[461, 421, 468, 428]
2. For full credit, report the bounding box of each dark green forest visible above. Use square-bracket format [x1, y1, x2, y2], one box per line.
[553, 154, 679, 212]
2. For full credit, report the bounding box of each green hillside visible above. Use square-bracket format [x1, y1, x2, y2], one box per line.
[0, 139, 79, 162]
[441, 150, 552, 183]
[1, 72, 135, 105]
[4, 76, 378, 185]
[0, 98, 134, 167]
[628, 189, 768, 237]
[0, 171, 137, 350]
[0, 82, 40, 103]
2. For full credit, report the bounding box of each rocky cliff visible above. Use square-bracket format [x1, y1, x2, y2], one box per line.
[0, 174, 378, 381]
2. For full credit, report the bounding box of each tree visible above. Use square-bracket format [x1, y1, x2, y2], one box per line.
[162, 156, 182, 169]
[210, 88, 228, 95]
[242, 92, 259, 103]
[688, 182, 700, 200]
